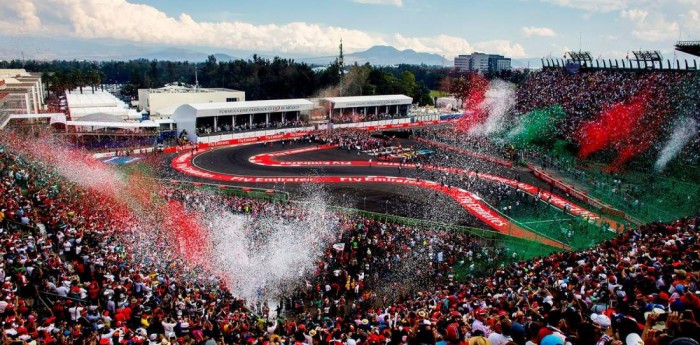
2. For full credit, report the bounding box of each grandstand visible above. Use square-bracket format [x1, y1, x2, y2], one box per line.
[676, 40, 700, 57]
[0, 56, 698, 345]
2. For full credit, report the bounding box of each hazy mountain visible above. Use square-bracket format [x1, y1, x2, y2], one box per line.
[303, 45, 446, 66]
[119, 48, 236, 62]
[355, 45, 448, 66]
[0, 36, 240, 62]
[0, 36, 502, 67]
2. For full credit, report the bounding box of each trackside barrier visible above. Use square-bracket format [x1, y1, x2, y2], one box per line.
[163, 178, 290, 202]
[157, 180, 561, 265]
[163, 120, 456, 154]
[528, 164, 643, 226]
[293, 202, 562, 262]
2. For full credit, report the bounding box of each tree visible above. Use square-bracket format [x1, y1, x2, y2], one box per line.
[73, 70, 85, 94]
[343, 64, 371, 96]
[399, 71, 417, 96]
[87, 69, 102, 93]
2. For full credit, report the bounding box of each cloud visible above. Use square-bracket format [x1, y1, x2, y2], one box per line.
[0, 0, 42, 33]
[521, 26, 557, 37]
[352, 0, 403, 6]
[391, 34, 474, 58]
[541, 0, 629, 12]
[620, 9, 680, 42]
[620, 9, 648, 24]
[0, 0, 528, 58]
[680, 9, 700, 34]
[474, 40, 527, 58]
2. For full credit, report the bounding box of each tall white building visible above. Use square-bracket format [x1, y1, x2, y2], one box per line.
[454, 53, 512, 73]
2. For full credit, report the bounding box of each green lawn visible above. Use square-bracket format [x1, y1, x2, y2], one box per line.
[429, 90, 448, 98]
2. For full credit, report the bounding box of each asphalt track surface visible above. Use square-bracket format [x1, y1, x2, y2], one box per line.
[188, 140, 473, 225]
[172, 139, 597, 249]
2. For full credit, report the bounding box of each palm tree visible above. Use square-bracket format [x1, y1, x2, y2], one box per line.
[73, 70, 85, 94]
[41, 71, 53, 100]
[87, 70, 101, 93]
[49, 71, 67, 97]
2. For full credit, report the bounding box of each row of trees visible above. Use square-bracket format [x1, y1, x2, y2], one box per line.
[1, 56, 531, 105]
[41, 69, 105, 96]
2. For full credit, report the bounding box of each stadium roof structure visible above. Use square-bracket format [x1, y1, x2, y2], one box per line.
[66, 118, 158, 128]
[632, 50, 663, 62]
[65, 89, 142, 119]
[1, 113, 65, 130]
[65, 113, 157, 129]
[145, 84, 242, 94]
[8, 113, 56, 120]
[65, 90, 122, 108]
[75, 113, 127, 123]
[69, 107, 142, 119]
[675, 41, 700, 57]
[567, 51, 593, 62]
[65, 121, 157, 128]
[322, 95, 413, 109]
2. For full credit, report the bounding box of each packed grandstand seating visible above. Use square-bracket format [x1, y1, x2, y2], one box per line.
[515, 69, 699, 147]
[196, 121, 308, 137]
[1, 120, 699, 345]
[0, 66, 698, 345]
[330, 113, 409, 125]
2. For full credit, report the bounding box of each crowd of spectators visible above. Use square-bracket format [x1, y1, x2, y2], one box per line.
[196, 121, 308, 137]
[0, 123, 699, 345]
[0, 141, 492, 345]
[330, 112, 408, 125]
[515, 69, 698, 141]
[310, 129, 395, 153]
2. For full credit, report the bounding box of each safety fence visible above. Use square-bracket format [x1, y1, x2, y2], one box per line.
[163, 178, 290, 202]
[160, 179, 566, 266]
[292, 201, 561, 265]
[525, 152, 699, 224]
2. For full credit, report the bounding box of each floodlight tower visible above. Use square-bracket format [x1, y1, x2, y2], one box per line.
[338, 38, 345, 96]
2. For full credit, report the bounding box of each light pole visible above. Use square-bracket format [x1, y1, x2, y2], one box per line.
[385, 200, 389, 214]
[363, 196, 366, 210]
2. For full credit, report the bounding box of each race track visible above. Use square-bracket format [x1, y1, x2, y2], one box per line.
[168, 138, 614, 249]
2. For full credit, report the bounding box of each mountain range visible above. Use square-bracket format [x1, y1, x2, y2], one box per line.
[0, 36, 542, 68]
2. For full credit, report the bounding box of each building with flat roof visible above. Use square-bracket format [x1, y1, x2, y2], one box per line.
[138, 84, 245, 118]
[0, 69, 45, 113]
[65, 89, 140, 120]
[454, 53, 512, 73]
[320, 95, 413, 123]
[172, 99, 314, 142]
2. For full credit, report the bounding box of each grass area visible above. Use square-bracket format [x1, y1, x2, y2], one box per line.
[497, 198, 616, 250]
[550, 159, 698, 223]
[430, 90, 449, 98]
[529, 146, 699, 224]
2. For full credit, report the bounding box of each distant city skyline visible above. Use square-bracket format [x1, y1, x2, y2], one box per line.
[1, 0, 698, 61]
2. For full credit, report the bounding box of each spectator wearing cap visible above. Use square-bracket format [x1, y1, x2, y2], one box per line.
[472, 309, 491, 338]
[591, 313, 613, 345]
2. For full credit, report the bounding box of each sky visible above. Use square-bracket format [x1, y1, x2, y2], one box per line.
[1, 0, 699, 60]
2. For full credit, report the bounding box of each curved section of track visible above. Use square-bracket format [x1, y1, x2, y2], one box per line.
[173, 144, 570, 250]
[249, 145, 601, 222]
